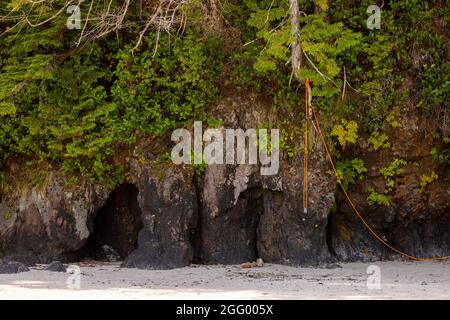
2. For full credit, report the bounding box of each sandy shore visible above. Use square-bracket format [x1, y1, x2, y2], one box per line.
[0, 261, 449, 299]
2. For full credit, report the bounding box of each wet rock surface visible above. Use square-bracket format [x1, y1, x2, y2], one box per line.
[45, 261, 66, 272]
[0, 261, 29, 274]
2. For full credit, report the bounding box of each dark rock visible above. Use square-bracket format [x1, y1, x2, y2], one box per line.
[199, 161, 335, 266]
[0, 261, 29, 274]
[101, 245, 121, 262]
[1, 254, 39, 267]
[257, 163, 335, 266]
[324, 263, 343, 269]
[79, 183, 143, 262]
[1, 161, 198, 270]
[45, 261, 66, 272]
[122, 163, 198, 269]
[0, 174, 109, 263]
[200, 165, 264, 264]
[199, 92, 336, 266]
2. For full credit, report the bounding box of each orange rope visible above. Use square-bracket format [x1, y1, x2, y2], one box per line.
[305, 79, 450, 261]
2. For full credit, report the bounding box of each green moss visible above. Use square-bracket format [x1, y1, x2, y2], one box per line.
[368, 131, 391, 151]
[3, 211, 13, 221]
[419, 171, 438, 193]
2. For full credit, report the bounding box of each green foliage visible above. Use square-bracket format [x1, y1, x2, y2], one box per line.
[431, 136, 450, 165]
[278, 121, 303, 158]
[0, 0, 448, 193]
[335, 158, 367, 190]
[225, 0, 448, 152]
[368, 131, 391, 151]
[191, 152, 208, 178]
[419, 61, 449, 136]
[331, 119, 358, 149]
[367, 158, 407, 207]
[297, 13, 362, 97]
[0, 13, 223, 187]
[419, 62, 450, 114]
[0, 19, 120, 186]
[330, 0, 447, 133]
[244, 0, 361, 99]
[111, 31, 223, 138]
[380, 158, 407, 191]
[229, 45, 300, 111]
[386, 109, 400, 128]
[419, 171, 438, 193]
[367, 187, 391, 207]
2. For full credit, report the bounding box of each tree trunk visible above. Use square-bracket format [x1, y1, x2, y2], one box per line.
[289, 0, 302, 82]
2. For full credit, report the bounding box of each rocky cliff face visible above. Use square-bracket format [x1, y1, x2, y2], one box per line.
[329, 105, 450, 261]
[198, 91, 335, 266]
[0, 92, 448, 269]
[0, 173, 109, 264]
[122, 160, 198, 269]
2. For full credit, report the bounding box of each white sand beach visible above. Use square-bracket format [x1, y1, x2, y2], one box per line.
[0, 261, 449, 300]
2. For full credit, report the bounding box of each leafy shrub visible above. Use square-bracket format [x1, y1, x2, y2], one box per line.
[419, 171, 438, 193]
[367, 187, 391, 206]
[335, 158, 367, 190]
[368, 131, 391, 151]
[431, 137, 450, 165]
[367, 158, 407, 207]
[380, 158, 407, 191]
[331, 119, 358, 149]
[0, 22, 224, 187]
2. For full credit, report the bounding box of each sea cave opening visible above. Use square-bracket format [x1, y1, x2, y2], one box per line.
[79, 183, 143, 262]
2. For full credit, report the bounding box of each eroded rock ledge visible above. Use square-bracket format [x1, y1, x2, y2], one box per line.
[0, 152, 335, 269]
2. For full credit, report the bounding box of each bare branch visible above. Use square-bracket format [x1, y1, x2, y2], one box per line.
[1, 0, 193, 52]
[131, 4, 163, 55]
[25, 1, 75, 27]
[303, 51, 337, 87]
[77, 0, 94, 47]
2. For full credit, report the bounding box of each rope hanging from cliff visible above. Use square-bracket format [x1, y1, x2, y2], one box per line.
[303, 78, 450, 261]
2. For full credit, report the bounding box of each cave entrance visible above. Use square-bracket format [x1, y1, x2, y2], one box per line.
[234, 187, 264, 262]
[83, 183, 143, 261]
[201, 187, 264, 264]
